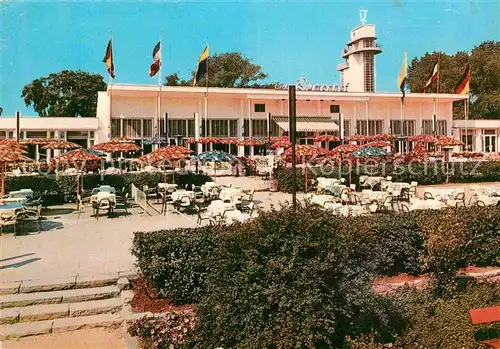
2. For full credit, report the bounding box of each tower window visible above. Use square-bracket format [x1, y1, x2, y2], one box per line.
[363, 53, 374, 92]
[330, 105, 340, 113]
[254, 104, 266, 113]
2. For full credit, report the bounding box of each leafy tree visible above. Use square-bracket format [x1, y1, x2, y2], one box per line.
[22, 70, 107, 117]
[164, 52, 272, 88]
[407, 41, 500, 119]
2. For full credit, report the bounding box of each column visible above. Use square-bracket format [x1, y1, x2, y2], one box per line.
[248, 98, 253, 156]
[238, 100, 244, 156]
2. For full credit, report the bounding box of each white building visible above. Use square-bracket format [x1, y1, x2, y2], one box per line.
[1, 16, 498, 158]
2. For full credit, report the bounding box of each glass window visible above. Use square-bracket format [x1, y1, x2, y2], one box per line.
[111, 119, 121, 138]
[437, 120, 447, 136]
[210, 120, 228, 137]
[422, 120, 433, 135]
[254, 104, 266, 113]
[123, 119, 141, 138]
[229, 120, 238, 137]
[143, 120, 152, 138]
[167, 120, 185, 137]
[356, 120, 368, 135]
[330, 105, 340, 113]
[343, 120, 350, 137]
[368, 120, 383, 136]
[243, 120, 250, 137]
[26, 131, 47, 138]
[187, 120, 195, 137]
[252, 120, 267, 137]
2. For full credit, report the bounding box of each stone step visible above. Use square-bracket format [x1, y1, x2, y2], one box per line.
[0, 298, 123, 325]
[0, 286, 120, 309]
[0, 313, 123, 340]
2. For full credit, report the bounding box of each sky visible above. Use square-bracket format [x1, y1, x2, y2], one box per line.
[1, 0, 499, 116]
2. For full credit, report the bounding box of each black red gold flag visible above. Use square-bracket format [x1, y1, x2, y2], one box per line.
[193, 45, 209, 87]
[103, 39, 115, 79]
[149, 42, 161, 77]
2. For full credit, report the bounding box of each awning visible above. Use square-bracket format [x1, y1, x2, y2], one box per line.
[273, 117, 339, 132]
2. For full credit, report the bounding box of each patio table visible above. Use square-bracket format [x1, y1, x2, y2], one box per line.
[91, 186, 116, 203]
[1, 197, 28, 204]
[336, 205, 365, 216]
[207, 200, 236, 217]
[323, 184, 346, 197]
[317, 178, 341, 190]
[7, 189, 34, 199]
[410, 199, 446, 211]
[310, 195, 337, 207]
[157, 183, 178, 190]
[171, 190, 195, 202]
[361, 190, 389, 203]
[361, 176, 385, 189]
[427, 188, 459, 202]
[224, 210, 252, 224]
[201, 182, 220, 196]
[0, 203, 25, 217]
[386, 182, 410, 196]
[219, 188, 243, 203]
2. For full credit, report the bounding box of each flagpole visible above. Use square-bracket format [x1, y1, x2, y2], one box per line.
[158, 36, 162, 148]
[108, 32, 113, 144]
[435, 51, 441, 137]
[204, 44, 209, 140]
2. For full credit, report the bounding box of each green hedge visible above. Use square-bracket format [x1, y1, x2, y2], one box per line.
[274, 161, 500, 193]
[5, 171, 212, 203]
[131, 206, 500, 347]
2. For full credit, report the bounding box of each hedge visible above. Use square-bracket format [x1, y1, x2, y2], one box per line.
[274, 161, 500, 193]
[5, 171, 212, 204]
[131, 206, 500, 347]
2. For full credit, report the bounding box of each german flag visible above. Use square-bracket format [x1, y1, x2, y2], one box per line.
[193, 45, 209, 87]
[422, 61, 439, 92]
[103, 39, 115, 79]
[397, 52, 407, 103]
[149, 42, 161, 77]
[454, 64, 470, 95]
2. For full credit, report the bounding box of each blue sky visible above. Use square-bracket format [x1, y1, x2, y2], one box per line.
[1, 0, 499, 116]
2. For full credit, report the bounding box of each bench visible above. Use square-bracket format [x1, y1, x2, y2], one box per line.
[469, 306, 500, 348]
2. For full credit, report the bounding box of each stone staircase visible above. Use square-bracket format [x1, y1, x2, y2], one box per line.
[0, 273, 136, 340]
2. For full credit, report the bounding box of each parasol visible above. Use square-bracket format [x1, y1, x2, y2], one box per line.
[20, 138, 57, 145]
[346, 134, 375, 143]
[352, 147, 389, 158]
[196, 150, 236, 162]
[108, 137, 135, 144]
[361, 141, 394, 150]
[329, 144, 361, 155]
[407, 134, 437, 143]
[43, 140, 82, 150]
[0, 145, 33, 201]
[434, 136, 464, 147]
[198, 137, 217, 144]
[313, 135, 340, 143]
[92, 142, 141, 153]
[156, 145, 193, 154]
[236, 138, 266, 147]
[373, 134, 397, 141]
[283, 145, 328, 193]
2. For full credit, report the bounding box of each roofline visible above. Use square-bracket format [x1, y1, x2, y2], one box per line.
[105, 84, 468, 101]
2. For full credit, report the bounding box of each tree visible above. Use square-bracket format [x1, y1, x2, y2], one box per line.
[164, 52, 271, 88]
[407, 41, 500, 119]
[22, 70, 107, 117]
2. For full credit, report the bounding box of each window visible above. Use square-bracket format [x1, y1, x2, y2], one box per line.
[330, 105, 340, 113]
[210, 120, 228, 137]
[254, 104, 265, 113]
[143, 120, 153, 138]
[123, 119, 141, 138]
[368, 120, 383, 136]
[356, 120, 368, 135]
[201, 120, 206, 137]
[166, 120, 185, 137]
[252, 120, 267, 137]
[187, 120, 195, 137]
[437, 120, 447, 136]
[111, 119, 121, 138]
[391, 120, 415, 136]
[422, 120, 433, 135]
[343, 120, 350, 137]
[229, 120, 238, 137]
[243, 120, 250, 137]
[363, 53, 374, 92]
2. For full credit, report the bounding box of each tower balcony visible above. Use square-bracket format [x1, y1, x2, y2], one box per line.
[337, 62, 349, 71]
[342, 44, 382, 59]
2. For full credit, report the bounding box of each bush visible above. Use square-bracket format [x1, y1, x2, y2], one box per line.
[132, 226, 221, 304]
[274, 161, 500, 193]
[5, 171, 212, 203]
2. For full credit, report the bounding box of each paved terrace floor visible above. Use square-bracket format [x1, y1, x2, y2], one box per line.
[1, 178, 499, 283]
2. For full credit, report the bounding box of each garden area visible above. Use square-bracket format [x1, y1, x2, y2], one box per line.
[128, 204, 500, 348]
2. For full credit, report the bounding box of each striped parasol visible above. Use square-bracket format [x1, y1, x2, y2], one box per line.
[43, 140, 82, 150]
[434, 136, 464, 147]
[0, 145, 33, 201]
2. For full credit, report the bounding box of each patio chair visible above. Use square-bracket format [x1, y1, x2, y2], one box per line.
[408, 182, 418, 198]
[195, 205, 211, 225]
[241, 202, 255, 215]
[208, 186, 221, 201]
[93, 198, 113, 220]
[377, 195, 396, 214]
[243, 189, 255, 204]
[349, 193, 363, 206]
[193, 186, 205, 204]
[161, 188, 177, 214]
[423, 192, 434, 200]
[0, 212, 18, 236]
[398, 188, 411, 203]
[114, 193, 129, 216]
[18, 205, 43, 233]
[143, 185, 158, 202]
[400, 203, 410, 213]
[173, 195, 192, 212]
[447, 192, 466, 208]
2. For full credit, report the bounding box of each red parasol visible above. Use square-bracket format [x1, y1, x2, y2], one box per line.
[92, 142, 141, 153]
[313, 135, 340, 142]
[329, 144, 361, 155]
[0, 145, 33, 201]
[407, 134, 437, 143]
[270, 136, 292, 149]
[108, 137, 135, 144]
[346, 134, 374, 143]
[373, 134, 397, 141]
[216, 138, 238, 145]
[361, 141, 394, 149]
[43, 140, 82, 150]
[402, 142, 428, 163]
[283, 144, 328, 160]
[237, 138, 267, 146]
[20, 138, 57, 145]
[198, 137, 217, 144]
[434, 136, 464, 147]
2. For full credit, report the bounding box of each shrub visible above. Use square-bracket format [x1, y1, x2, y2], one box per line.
[274, 161, 500, 193]
[5, 171, 212, 203]
[132, 226, 221, 304]
[196, 205, 406, 348]
[127, 311, 198, 349]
